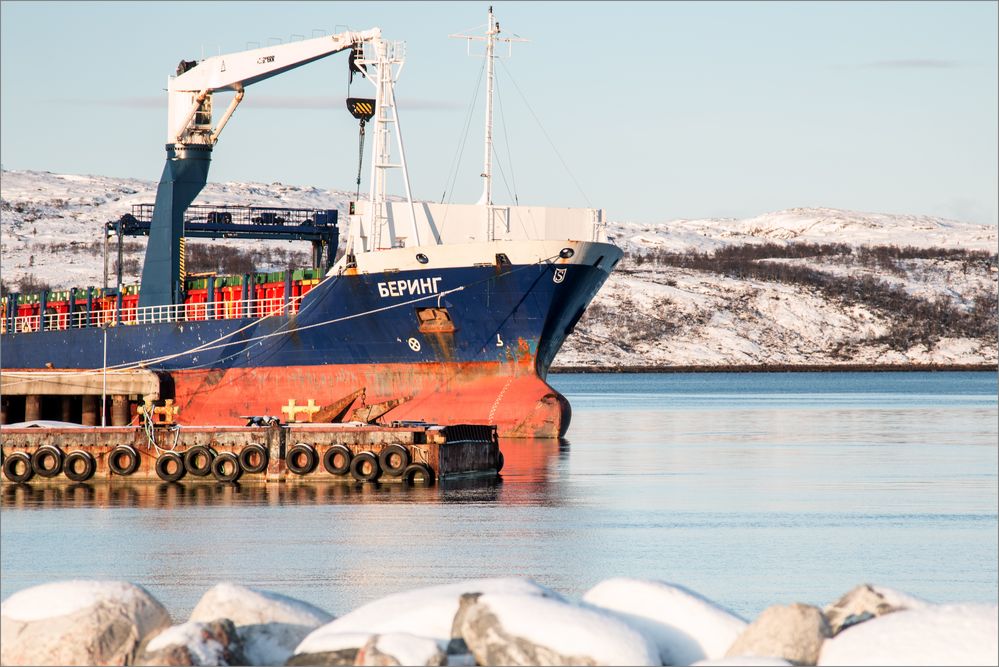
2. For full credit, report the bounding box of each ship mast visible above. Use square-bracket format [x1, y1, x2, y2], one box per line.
[452, 7, 526, 208]
[480, 8, 498, 206]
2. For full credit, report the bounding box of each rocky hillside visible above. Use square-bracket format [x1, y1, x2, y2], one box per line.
[2, 169, 996, 367]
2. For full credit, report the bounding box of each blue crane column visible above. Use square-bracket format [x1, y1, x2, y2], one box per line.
[138, 143, 212, 307]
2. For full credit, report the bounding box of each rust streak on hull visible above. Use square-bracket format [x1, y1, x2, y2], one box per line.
[167, 361, 570, 438]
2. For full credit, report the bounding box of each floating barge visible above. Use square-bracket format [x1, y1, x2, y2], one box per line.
[0, 422, 500, 486]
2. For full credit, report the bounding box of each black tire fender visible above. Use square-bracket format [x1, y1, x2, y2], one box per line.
[349, 451, 381, 482]
[323, 444, 352, 475]
[155, 452, 186, 482]
[64, 450, 97, 482]
[378, 444, 410, 477]
[402, 462, 435, 486]
[3, 452, 34, 483]
[497, 451, 505, 473]
[32, 445, 64, 478]
[238, 443, 269, 474]
[108, 445, 140, 476]
[183, 445, 215, 477]
[286, 443, 318, 475]
[212, 452, 243, 483]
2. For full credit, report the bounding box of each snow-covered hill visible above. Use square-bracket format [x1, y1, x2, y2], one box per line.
[2, 169, 996, 367]
[610, 207, 997, 254]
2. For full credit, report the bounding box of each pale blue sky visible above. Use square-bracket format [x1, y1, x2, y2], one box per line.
[2, 1, 996, 225]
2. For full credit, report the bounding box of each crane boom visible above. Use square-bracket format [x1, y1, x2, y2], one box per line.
[168, 28, 381, 145]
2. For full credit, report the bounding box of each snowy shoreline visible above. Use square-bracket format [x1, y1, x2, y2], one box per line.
[1, 578, 996, 666]
[549, 363, 998, 373]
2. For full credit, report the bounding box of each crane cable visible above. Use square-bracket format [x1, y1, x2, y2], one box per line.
[355, 119, 367, 202]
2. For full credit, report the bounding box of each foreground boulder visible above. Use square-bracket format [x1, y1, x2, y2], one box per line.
[582, 578, 747, 665]
[296, 577, 559, 645]
[725, 603, 831, 666]
[823, 584, 929, 635]
[818, 603, 999, 666]
[189, 583, 333, 665]
[136, 619, 246, 666]
[286, 632, 374, 666]
[456, 592, 660, 666]
[692, 659, 792, 666]
[354, 633, 447, 666]
[0, 580, 171, 666]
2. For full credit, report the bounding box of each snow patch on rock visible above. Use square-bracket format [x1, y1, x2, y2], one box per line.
[818, 603, 999, 666]
[297, 577, 560, 648]
[465, 592, 661, 666]
[145, 621, 227, 665]
[1, 580, 152, 622]
[583, 578, 747, 665]
[294, 630, 376, 656]
[189, 582, 332, 627]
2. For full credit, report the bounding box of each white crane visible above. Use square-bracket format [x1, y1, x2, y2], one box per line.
[140, 27, 391, 307]
[167, 28, 382, 146]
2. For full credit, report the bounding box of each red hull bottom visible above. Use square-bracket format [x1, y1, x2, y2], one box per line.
[169, 362, 570, 438]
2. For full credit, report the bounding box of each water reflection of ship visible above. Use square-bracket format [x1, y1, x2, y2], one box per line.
[494, 438, 567, 491]
[0, 440, 567, 509]
[0, 481, 441, 509]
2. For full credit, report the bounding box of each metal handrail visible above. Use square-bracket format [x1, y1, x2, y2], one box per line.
[3, 296, 299, 333]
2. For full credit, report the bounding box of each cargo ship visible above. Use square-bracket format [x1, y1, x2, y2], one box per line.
[0, 10, 621, 438]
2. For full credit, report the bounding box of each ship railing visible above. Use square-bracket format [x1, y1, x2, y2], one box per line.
[7, 315, 41, 334]
[128, 297, 297, 325]
[4, 297, 299, 333]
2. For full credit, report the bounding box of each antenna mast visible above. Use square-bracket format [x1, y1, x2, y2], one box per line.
[350, 38, 419, 252]
[451, 6, 526, 207]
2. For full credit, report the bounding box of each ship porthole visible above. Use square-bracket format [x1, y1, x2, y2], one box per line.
[416, 253, 429, 264]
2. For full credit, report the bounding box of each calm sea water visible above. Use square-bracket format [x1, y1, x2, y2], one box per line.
[1, 372, 996, 620]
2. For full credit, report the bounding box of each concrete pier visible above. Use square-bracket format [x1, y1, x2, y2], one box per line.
[81, 396, 98, 427]
[24, 395, 41, 422]
[111, 396, 130, 426]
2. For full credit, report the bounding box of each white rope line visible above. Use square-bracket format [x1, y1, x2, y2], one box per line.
[158, 251, 560, 368]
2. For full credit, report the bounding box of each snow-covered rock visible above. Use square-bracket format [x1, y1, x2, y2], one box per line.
[725, 603, 831, 666]
[691, 658, 792, 666]
[823, 584, 929, 635]
[582, 578, 747, 666]
[137, 618, 246, 666]
[295, 577, 561, 648]
[188, 583, 332, 666]
[0, 580, 171, 666]
[818, 603, 999, 666]
[355, 633, 448, 666]
[456, 592, 660, 666]
[286, 632, 373, 666]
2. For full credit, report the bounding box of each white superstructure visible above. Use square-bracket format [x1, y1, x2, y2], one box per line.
[345, 7, 608, 255]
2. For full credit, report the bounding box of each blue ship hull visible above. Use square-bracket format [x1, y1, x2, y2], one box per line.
[2, 256, 614, 437]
